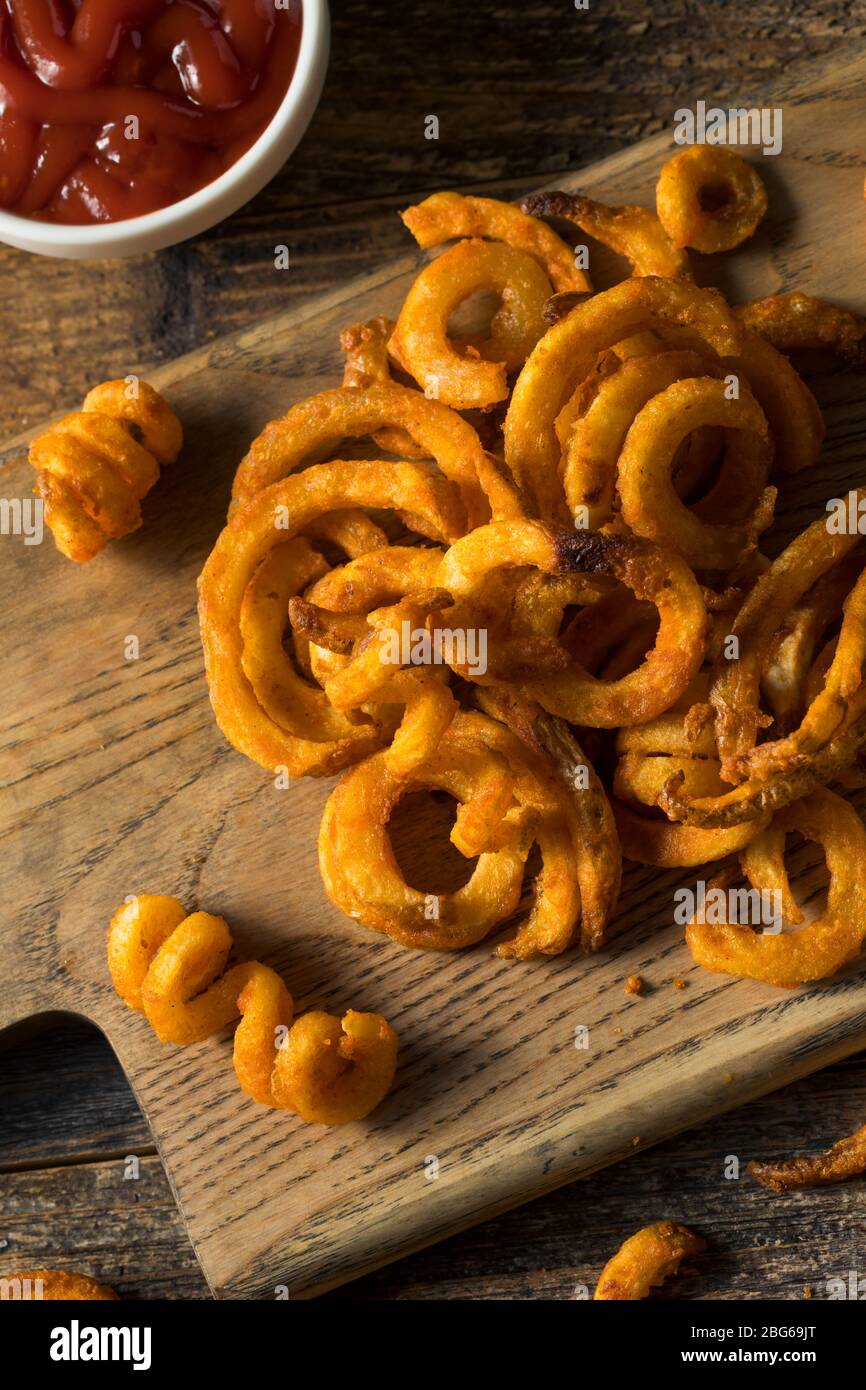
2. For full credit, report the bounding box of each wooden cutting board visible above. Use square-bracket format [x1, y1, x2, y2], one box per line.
[3, 45, 866, 1301]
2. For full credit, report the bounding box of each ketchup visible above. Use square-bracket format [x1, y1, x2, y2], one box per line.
[0, 1, 302, 223]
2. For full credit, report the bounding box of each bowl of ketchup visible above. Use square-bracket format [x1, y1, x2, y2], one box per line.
[0, 0, 329, 257]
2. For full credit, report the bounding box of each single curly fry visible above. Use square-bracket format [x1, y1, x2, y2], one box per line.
[318, 727, 529, 952]
[0, 1270, 118, 1301]
[617, 376, 774, 570]
[748, 1122, 866, 1192]
[561, 348, 728, 529]
[735, 292, 866, 370]
[231, 381, 519, 528]
[29, 378, 182, 562]
[320, 707, 619, 958]
[400, 189, 590, 292]
[389, 238, 553, 410]
[108, 895, 398, 1125]
[685, 788, 866, 987]
[198, 460, 464, 776]
[522, 188, 690, 279]
[503, 276, 742, 520]
[594, 1221, 706, 1300]
[435, 520, 709, 727]
[656, 147, 767, 252]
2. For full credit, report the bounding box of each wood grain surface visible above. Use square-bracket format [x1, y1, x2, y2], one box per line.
[2, 1, 866, 1301]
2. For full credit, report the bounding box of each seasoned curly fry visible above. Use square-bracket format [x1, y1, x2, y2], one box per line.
[748, 1122, 866, 1192]
[503, 276, 742, 520]
[231, 382, 519, 528]
[685, 788, 866, 987]
[29, 379, 182, 562]
[522, 188, 690, 279]
[108, 895, 398, 1125]
[594, 1221, 706, 1300]
[320, 707, 619, 958]
[400, 189, 590, 292]
[389, 238, 552, 410]
[198, 459, 464, 775]
[435, 520, 709, 727]
[656, 147, 767, 253]
[736, 292, 866, 370]
[617, 376, 775, 570]
[0, 1270, 118, 1301]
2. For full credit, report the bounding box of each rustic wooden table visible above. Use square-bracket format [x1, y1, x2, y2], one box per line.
[1, 0, 864, 1301]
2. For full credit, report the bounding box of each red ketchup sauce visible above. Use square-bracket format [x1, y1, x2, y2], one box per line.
[0, 0, 302, 223]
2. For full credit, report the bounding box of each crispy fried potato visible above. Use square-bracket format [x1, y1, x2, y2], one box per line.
[657, 147, 767, 253]
[594, 1221, 706, 1300]
[748, 1122, 866, 1192]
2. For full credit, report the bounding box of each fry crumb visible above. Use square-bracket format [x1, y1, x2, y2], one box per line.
[803, 1285, 813, 1299]
[631, 1136, 641, 1146]
[673, 977, 687, 990]
[625, 974, 644, 995]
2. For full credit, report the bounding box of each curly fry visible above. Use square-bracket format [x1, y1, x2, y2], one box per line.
[522, 189, 690, 279]
[503, 276, 741, 520]
[748, 1122, 866, 1192]
[434, 520, 709, 727]
[400, 189, 590, 292]
[0, 1270, 118, 1301]
[389, 238, 552, 410]
[320, 707, 619, 958]
[29, 379, 182, 562]
[108, 895, 398, 1125]
[198, 459, 464, 776]
[656, 147, 767, 253]
[617, 376, 774, 570]
[736, 292, 866, 370]
[685, 788, 866, 987]
[594, 1221, 706, 1300]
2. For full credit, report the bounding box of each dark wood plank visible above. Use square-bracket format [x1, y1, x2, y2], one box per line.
[2, 1020, 862, 1300]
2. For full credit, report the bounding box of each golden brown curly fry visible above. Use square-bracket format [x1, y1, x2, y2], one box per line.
[320, 707, 619, 958]
[736, 292, 866, 370]
[389, 239, 552, 410]
[522, 188, 690, 279]
[0, 1270, 118, 1301]
[29, 379, 182, 562]
[108, 895, 398, 1125]
[685, 788, 866, 987]
[748, 1122, 866, 1192]
[400, 189, 590, 292]
[594, 1221, 706, 1300]
[657, 147, 767, 253]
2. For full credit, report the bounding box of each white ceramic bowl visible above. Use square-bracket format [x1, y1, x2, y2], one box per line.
[0, 1, 329, 259]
